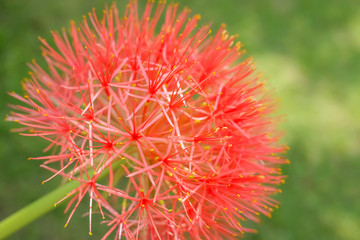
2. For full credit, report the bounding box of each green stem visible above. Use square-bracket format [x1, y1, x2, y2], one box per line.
[0, 180, 79, 239]
[0, 162, 122, 239]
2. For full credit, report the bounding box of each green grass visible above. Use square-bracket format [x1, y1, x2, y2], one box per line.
[1, 0, 359, 239]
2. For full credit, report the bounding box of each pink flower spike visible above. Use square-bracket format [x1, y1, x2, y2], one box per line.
[8, 0, 289, 239]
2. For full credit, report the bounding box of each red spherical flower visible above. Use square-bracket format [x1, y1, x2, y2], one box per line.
[8, 1, 288, 239]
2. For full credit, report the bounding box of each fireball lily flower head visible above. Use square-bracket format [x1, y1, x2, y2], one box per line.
[8, 0, 288, 239]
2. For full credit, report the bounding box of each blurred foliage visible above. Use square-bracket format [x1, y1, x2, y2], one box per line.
[1, 0, 359, 239]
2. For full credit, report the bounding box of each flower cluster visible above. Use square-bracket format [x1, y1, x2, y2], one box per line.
[8, 1, 288, 239]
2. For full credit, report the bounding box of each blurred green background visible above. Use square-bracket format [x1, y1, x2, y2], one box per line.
[1, 0, 359, 239]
